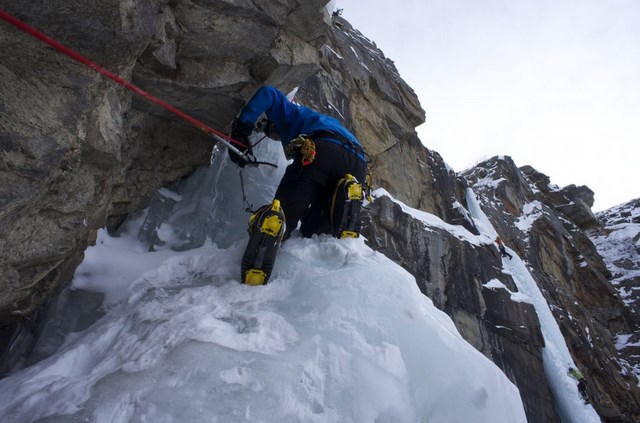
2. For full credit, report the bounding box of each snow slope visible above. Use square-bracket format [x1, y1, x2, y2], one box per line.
[0, 142, 526, 422]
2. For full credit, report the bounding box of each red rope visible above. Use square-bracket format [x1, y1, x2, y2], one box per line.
[0, 9, 247, 149]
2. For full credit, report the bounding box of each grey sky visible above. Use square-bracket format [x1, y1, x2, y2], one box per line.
[339, 0, 639, 211]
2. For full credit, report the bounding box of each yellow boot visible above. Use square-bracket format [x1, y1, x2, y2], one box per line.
[241, 199, 286, 285]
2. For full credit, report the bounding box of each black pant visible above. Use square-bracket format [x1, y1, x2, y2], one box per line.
[499, 246, 512, 259]
[577, 380, 588, 400]
[274, 139, 366, 240]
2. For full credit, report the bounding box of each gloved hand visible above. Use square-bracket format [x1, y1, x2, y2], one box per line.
[228, 120, 255, 167]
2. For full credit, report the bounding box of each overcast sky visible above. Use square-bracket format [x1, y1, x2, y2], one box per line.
[338, 0, 639, 211]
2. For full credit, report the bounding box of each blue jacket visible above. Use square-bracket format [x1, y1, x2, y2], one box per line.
[238, 86, 365, 161]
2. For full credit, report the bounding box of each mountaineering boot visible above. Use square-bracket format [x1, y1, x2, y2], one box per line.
[241, 199, 286, 285]
[330, 174, 364, 239]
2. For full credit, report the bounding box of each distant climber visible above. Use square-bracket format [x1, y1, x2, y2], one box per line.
[495, 237, 513, 259]
[568, 367, 589, 404]
[228, 85, 368, 285]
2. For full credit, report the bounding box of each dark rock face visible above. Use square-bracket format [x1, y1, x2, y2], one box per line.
[0, 0, 329, 326]
[589, 199, 640, 387]
[2, 4, 640, 423]
[464, 157, 640, 422]
[520, 165, 598, 229]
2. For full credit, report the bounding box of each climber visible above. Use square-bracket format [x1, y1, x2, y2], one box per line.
[229, 85, 368, 285]
[568, 367, 589, 404]
[495, 237, 513, 259]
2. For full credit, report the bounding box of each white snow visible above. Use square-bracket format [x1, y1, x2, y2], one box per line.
[483, 279, 533, 304]
[376, 187, 493, 247]
[327, 100, 345, 120]
[0, 146, 527, 423]
[474, 176, 507, 189]
[616, 334, 635, 350]
[324, 45, 344, 60]
[515, 200, 544, 234]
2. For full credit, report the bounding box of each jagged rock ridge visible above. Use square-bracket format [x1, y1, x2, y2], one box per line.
[462, 157, 640, 421]
[589, 199, 640, 379]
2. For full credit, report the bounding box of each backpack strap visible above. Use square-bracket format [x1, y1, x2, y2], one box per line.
[308, 130, 368, 163]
